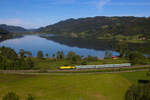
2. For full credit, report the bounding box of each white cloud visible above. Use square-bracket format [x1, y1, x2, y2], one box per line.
[98, 0, 110, 11]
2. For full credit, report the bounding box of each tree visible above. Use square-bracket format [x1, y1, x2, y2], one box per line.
[85, 55, 98, 61]
[2, 92, 19, 100]
[125, 84, 150, 100]
[45, 53, 49, 58]
[0, 46, 17, 60]
[26, 51, 32, 57]
[115, 42, 128, 57]
[66, 51, 76, 60]
[26, 58, 34, 69]
[71, 55, 82, 65]
[52, 53, 55, 59]
[56, 51, 64, 59]
[19, 49, 25, 58]
[104, 50, 112, 59]
[128, 51, 148, 65]
[37, 51, 43, 59]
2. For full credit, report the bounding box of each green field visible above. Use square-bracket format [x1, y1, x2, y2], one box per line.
[0, 71, 149, 100]
[32, 58, 129, 70]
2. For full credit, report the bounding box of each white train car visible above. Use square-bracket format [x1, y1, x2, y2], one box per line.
[76, 63, 131, 69]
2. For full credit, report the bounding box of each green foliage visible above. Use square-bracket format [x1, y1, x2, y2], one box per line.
[45, 53, 49, 58]
[84, 55, 98, 62]
[38, 16, 150, 39]
[25, 58, 34, 69]
[104, 50, 112, 59]
[2, 92, 19, 100]
[115, 42, 129, 57]
[0, 46, 17, 60]
[56, 51, 64, 59]
[70, 54, 82, 65]
[37, 51, 43, 59]
[52, 53, 55, 58]
[66, 51, 76, 60]
[19, 49, 32, 58]
[125, 84, 150, 100]
[128, 51, 148, 65]
[0, 47, 34, 70]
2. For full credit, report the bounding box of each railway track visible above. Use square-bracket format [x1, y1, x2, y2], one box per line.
[0, 65, 149, 74]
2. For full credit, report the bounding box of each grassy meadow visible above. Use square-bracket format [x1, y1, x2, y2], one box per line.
[32, 58, 129, 70]
[0, 71, 149, 100]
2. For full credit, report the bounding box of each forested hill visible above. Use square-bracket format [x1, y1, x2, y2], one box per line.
[0, 24, 27, 32]
[38, 16, 150, 39]
[0, 28, 11, 40]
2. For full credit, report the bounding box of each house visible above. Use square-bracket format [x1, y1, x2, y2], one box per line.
[112, 56, 118, 59]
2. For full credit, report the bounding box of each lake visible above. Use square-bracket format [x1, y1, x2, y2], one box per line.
[0, 35, 119, 58]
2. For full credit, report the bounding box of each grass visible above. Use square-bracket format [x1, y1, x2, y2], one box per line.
[120, 71, 150, 84]
[32, 58, 129, 70]
[0, 71, 149, 100]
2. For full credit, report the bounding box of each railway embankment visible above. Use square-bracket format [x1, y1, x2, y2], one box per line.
[0, 65, 149, 74]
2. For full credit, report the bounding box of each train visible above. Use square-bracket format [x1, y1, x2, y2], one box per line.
[59, 63, 131, 70]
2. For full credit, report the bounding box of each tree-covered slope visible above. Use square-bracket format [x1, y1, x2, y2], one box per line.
[0, 24, 27, 32]
[38, 16, 150, 39]
[0, 28, 11, 40]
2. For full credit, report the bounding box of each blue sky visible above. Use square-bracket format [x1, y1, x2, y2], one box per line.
[0, 0, 150, 28]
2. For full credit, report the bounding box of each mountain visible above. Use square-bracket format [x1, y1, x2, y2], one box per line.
[0, 24, 28, 32]
[38, 16, 150, 39]
[0, 28, 11, 40]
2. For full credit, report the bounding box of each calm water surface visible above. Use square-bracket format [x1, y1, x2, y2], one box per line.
[0, 35, 119, 58]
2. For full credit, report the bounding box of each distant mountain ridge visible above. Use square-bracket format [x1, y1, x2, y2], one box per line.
[0, 24, 28, 32]
[0, 28, 11, 40]
[38, 16, 150, 39]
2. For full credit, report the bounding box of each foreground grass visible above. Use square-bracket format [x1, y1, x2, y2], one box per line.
[0, 71, 149, 100]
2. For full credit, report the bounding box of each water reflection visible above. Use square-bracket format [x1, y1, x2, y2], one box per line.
[0, 35, 119, 58]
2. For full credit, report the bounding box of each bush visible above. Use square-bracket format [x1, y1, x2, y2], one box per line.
[84, 55, 98, 61]
[125, 83, 150, 100]
[128, 51, 148, 65]
[37, 51, 43, 59]
[2, 92, 19, 100]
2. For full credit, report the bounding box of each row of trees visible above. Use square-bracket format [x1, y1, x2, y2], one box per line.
[0, 46, 99, 70]
[37, 50, 99, 65]
[115, 41, 150, 65]
[2, 92, 34, 100]
[0, 47, 34, 70]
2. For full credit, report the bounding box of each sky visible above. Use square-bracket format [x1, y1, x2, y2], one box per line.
[0, 0, 150, 29]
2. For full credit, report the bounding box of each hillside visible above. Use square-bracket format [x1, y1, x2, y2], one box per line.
[0, 28, 11, 40]
[0, 24, 28, 32]
[38, 16, 150, 39]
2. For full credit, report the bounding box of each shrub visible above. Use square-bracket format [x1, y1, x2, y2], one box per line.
[128, 51, 148, 65]
[2, 92, 19, 100]
[125, 83, 150, 100]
